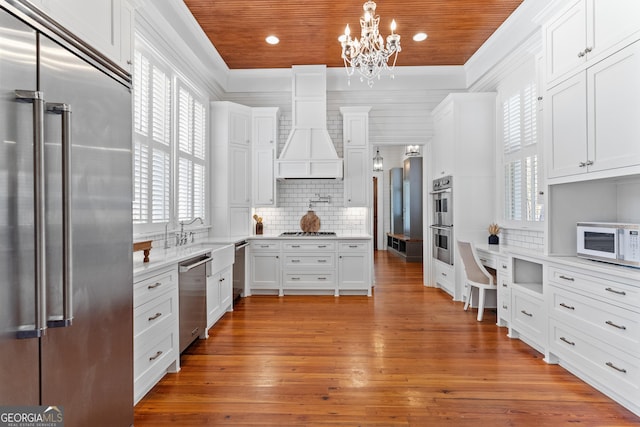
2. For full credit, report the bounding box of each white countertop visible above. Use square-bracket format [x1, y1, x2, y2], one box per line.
[249, 233, 373, 240]
[133, 242, 233, 278]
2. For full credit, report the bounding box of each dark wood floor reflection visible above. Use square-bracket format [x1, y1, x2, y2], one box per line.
[134, 250, 639, 426]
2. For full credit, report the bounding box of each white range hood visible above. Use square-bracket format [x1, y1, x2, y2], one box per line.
[275, 65, 343, 179]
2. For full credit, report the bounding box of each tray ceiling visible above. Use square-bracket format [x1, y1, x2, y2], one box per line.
[183, 0, 524, 69]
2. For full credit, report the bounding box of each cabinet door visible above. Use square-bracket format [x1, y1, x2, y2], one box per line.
[589, 0, 640, 65]
[219, 267, 233, 313]
[545, 72, 588, 178]
[432, 106, 454, 178]
[344, 148, 368, 207]
[253, 148, 275, 206]
[254, 115, 277, 147]
[338, 253, 367, 290]
[588, 40, 640, 172]
[250, 253, 280, 290]
[230, 111, 251, 145]
[545, 0, 587, 85]
[230, 145, 250, 206]
[344, 114, 367, 147]
[206, 273, 221, 328]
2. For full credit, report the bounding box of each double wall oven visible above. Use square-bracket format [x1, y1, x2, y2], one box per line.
[430, 176, 453, 265]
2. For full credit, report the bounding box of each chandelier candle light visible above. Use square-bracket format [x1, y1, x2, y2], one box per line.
[340, 1, 401, 87]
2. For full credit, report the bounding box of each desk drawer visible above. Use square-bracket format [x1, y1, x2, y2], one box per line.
[512, 288, 545, 345]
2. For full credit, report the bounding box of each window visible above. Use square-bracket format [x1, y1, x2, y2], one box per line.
[132, 39, 208, 233]
[500, 69, 544, 224]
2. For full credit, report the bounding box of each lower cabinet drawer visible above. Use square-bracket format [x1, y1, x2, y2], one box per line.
[283, 272, 335, 289]
[283, 254, 334, 268]
[550, 318, 640, 401]
[511, 289, 545, 346]
[433, 260, 454, 296]
[134, 269, 177, 308]
[497, 283, 511, 324]
[134, 291, 178, 339]
[134, 329, 178, 403]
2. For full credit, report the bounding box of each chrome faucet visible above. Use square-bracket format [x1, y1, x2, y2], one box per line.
[176, 217, 204, 246]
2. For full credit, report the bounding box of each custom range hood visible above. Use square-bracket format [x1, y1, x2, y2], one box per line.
[275, 65, 343, 179]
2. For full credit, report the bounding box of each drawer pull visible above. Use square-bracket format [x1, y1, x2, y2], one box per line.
[317, 259, 327, 263]
[318, 245, 327, 248]
[191, 327, 199, 336]
[149, 350, 163, 361]
[260, 245, 270, 248]
[291, 245, 301, 248]
[501, 264, 507, 269]
[349, 245, 359, 248]
[292, 277, 300, 281]
[318, 277, 327, 280]
[479, 258, 488, 263]
[520, 310, 533, 317]
[560, 337, 575, 346]
[291, 259, 301, 263]
[559, 303, 575, 310]
[148, 282, 162, 290]
[558, 275, 575, 282]
[441, 273, 447, 277]
[148, 312, 162, 321]
[606, 362, 627, 374]
[502, 283, 508, 288]
[605, 287, 626, 296]
[502, 304, 508, 310]
[605, 320, 627, 330]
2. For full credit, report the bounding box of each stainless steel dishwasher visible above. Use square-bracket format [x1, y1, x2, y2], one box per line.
[178, 252, 212, 353]
[233, 240, 248, 301]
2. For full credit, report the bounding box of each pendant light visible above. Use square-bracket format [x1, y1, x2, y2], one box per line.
[373, 148, 384, 171]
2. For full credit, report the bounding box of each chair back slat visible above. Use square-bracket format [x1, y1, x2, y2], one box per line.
[457, 241, 493, 285]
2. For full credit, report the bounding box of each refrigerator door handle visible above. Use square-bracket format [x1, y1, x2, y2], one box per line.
[15, 90, 47, 339]
[46, 103, 74, 328]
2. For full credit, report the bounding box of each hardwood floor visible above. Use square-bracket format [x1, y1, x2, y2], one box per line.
[134, 251, 639, 426]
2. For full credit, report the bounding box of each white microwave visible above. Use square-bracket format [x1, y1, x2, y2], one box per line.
[577, 222, 640, 268]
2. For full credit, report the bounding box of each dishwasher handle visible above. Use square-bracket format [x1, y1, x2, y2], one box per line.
[179, 256, 212, 273]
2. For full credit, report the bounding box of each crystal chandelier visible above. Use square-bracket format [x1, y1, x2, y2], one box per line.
[339, 1, 401, 88]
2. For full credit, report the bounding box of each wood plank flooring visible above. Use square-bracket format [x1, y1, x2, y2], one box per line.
[134, 251, 639, 426]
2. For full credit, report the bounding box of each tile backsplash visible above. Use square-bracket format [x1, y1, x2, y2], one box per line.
[500, 228, 544, 250]
[254, 110, 368, 235]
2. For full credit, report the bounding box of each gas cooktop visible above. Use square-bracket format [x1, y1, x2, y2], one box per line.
[279, 231, 337, 237]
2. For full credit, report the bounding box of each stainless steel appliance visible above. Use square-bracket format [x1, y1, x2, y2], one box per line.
[432, 176, 453, 227]
[233, 240, 248, 300]
[0, 3, 133, 425]
[432, 226, 453, 265]
[389, 167, 403, 234]
[577, 222, 640, 268]
[179, 253, 212, 353]
[431, 176, 454, 265]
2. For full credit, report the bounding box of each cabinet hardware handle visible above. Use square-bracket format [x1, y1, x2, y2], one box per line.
[292, 259, 300, 263]
[537, 96, 543, 101]
[605, 287, 626, 296]
[441, 272, 447, 277]
[292, 245, 301, 248]
[577, 50, 586, 58]
[317, 260, 327, 263]
[219, 277, 225, 282]
[585, 160, 593, 166]
[605, 320, 627, 330]
[191, 327, 199, 336]
[559, 303, 575, 310]
[578, 162, 587, 167]
[606, 362, 627, 373]
[502, 283, 508, 288]
[559, 275, 575, 282]
[520, 310, 533, 317]
[149, 350, 163, 361]
[502, 304, 508, 309]
[560, 337, 575, 346]
[501, 264, 508, 269]
[349, 245, 359, 248]
[261, 245, 269, 248]
[339, 256, 342, 259]
[276, 256, 279, 259]
[148, 312, 162, 321]
[292, 277, 300, 280]
[480, 258, 488, 263]
[318, 277, 327, 280]
[585, 46, 593, 53]
[318, 245, 327, 248]
[148, 282, 162, 289]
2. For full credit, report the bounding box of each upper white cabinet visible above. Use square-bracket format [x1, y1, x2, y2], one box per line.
[545, 36, 640, 180]
[210, 101, 252, 238]
[340, 107, 371, 208]
[545, 0, 640, 86]
[252, 107, 279, 207]
[36, 0, 134, 72]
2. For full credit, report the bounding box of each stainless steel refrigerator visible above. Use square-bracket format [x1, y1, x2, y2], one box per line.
[0, 2, 133, 426]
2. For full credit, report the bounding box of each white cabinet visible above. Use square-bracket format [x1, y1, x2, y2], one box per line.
[545, 0, 640, 86]
[211, 101, 252, 238]
[340, 107, 371, 208]
[546, 39, 640, 180]
[36, 0, 134, 72]
[282, 240, 336, 294]
[546, 262, 640, 416]
[496, 256, 512, 328]
[252, 108, 279, 206]
[206, 266, 232, 331]
[248, 241, 281, 295]
[430, 93, 496, 301]
[338, 241, 372, 296]
[133, 267, 179, 405]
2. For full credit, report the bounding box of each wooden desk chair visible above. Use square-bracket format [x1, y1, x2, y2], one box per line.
[457, 240, 497, 321]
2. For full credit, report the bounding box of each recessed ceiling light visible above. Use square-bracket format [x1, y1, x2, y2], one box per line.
[413, 33, 428, 42]
[265, 35, 279, 45]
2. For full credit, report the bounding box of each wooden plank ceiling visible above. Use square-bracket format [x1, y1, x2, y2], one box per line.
[183, 0, 524, 69]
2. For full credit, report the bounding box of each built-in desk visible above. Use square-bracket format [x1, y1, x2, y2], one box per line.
[386, 233, 423, 262]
